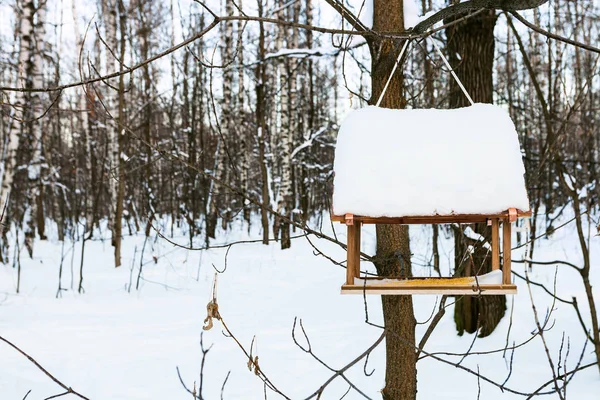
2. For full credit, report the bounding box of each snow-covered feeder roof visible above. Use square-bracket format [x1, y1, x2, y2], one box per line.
[332, 104, 530, 218]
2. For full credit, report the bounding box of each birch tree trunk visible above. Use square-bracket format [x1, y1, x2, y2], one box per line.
[24, 0, 47, 255]
[299, 0, 314, 221]
[237, 0, 250, 223]
[273, 0, 292, 249]
[101, 0, 122, 265]
[113, 0, 128, 267]
[72, 0, 94, 234]
[207, 0, 234, 239]
[0, 0, 34, 241]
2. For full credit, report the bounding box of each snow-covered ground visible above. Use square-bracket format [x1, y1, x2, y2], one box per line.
[1, 214, 599, 399]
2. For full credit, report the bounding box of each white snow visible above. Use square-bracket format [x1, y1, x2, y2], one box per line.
[344, 0, 427, 30]
[265, 47, 336, 60]
[474, 269, 503, 284]
[403, 0, 421, 28]
[1, 214, 599, 399]
[463, 226, 485, 242]
[463, 226, 492, 249]
[354, 269, 503, 286]
[332, 104, 530, 217]
[344, 0, 423, 30]
[402, 0, 438, 30]
[344, 0, 373, 29]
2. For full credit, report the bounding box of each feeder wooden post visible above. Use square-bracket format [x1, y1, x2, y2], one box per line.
[491, 218, 500, 271]
[346, 223, 361, 285]
[503, 219, 512, 285]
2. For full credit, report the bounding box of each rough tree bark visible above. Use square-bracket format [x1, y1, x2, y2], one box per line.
[27, 0, 47, 248]
[207, 0, 235, 239]
[72, 0, 95, 235]
[113, 0, 127, 267]
[237, 0, 250, 223]
[255, 0, 270, 245]
[137, 0, 156, 238]
[0, 0, 34, 241]
[299, 0, 315, 222]
[101, 0, 123, 266]
[369, 1, 417, 399]
[446, 9, 507, 338]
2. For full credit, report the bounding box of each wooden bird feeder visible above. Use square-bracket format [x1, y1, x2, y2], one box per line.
[331, 104, 531, 295]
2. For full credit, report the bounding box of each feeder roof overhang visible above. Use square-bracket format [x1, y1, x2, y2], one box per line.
[332, 103, 530, 219]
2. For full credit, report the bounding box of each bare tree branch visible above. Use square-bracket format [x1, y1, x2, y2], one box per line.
[510, 11, 600, 54]
[412, 0, 549, 34]
[0, 335, 90, 400]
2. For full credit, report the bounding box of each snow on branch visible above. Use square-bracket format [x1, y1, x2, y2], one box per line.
[291, 126, 329, 160]
[412, 0, 549, 33]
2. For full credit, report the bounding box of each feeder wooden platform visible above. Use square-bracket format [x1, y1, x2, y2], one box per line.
[341, 277, 517, 295]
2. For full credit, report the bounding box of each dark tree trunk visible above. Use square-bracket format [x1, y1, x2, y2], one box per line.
[446, 10, 506, 338]
[369, 1, 417, 398]
[256, 0, 270, 245]
[375, 225, 417, 400]
[113, 0, 128, 267]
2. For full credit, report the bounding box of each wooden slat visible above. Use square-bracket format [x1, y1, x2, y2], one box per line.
[492, 218, 500, 271]
[503, 219, 512, 285]
[341, 284, 517, 295]
[331, 210, 532, 225]
[346, 222, 361, 285]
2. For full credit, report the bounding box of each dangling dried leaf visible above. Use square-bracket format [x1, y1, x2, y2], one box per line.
[203, 300, 220, 331]
[253, 356, 260, 376]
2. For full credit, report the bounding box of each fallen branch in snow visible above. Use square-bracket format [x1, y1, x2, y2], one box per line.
[0, 335, 90, 400]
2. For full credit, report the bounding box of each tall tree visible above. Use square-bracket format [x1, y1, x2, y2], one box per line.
[25, 0, 47, 250]
[207, 0, 235, 239]
[100, 0, 124, 266]
[255, 0, 270, 245]
[446, 8, 507, 338]
[2, 0, 33, 238]
[113, 0, 128, 267]
[136, 0, 157, 238]
[369, 2, 417, 398]
[273, 0, 293, 249]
